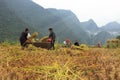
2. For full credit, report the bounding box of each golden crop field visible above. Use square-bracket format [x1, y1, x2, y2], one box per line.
[0, 43, 120, 80]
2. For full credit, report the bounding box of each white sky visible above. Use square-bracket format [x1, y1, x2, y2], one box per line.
[32, 0, 120, 27]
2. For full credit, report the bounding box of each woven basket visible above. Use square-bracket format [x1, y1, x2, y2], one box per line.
[27, 42, 51, 49]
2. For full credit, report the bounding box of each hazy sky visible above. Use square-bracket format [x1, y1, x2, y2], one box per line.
[33, 0, 120, 27]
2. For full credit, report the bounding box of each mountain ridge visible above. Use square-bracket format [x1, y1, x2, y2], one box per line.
[0, 0, 119, 44]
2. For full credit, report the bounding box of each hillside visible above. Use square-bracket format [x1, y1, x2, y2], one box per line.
[101, 21, 120, 35]
[0, 0, 35, 42]
[2, 0, 90, 43]
[80, 19, 114, 44]
[1, 0, 119, 44]
[81, 19, 99, 33]
[94, 31, 114, 44]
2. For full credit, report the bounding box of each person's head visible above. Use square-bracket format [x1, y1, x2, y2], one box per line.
[49, 28, 53, 32]
[25, 28, 29, 32]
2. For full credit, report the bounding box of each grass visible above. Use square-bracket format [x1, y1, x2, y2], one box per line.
[0, 43, 120, 80]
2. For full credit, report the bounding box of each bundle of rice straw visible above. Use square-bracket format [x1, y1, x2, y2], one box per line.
[39, 36, 48, 42]
[29, 32, 38, 39]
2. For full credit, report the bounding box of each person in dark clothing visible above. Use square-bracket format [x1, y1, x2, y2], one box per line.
[20, 28, 29, 48]
[48, 28, 56, 50]
[74, 40, 79, 46]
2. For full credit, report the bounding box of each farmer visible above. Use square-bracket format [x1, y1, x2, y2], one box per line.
[97, 42, 102, 48]
[66, 38, 72, 47]
[74, 40, 79, 46]
[48, 28, 56, 49]
[20, 28, 29, 48]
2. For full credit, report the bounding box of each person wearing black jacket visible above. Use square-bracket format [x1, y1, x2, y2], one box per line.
[48, 28, 56, 49]
[74, 40, 79, 46]
[20, 28, 29, 48]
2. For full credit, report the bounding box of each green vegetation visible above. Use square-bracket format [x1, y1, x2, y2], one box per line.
[0, 0, 36, 42]
[1, 0, 117, 45]
[116, 35, 120, 40]
[1, 0, 87, 43]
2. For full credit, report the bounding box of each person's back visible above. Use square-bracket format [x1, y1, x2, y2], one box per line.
[20, 32, 28, 41]
[74, 40, 79, 46]
[20, 28, 29, 48]
[74, 42, 79, 46]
